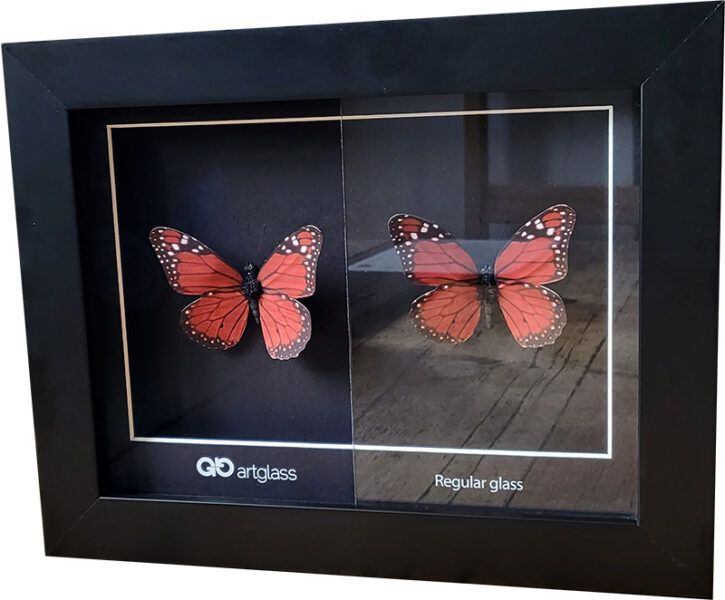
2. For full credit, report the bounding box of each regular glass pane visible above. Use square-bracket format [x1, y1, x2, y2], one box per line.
[343, 92, 638, 516]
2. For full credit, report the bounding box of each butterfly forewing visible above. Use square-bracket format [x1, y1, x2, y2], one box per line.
[494, 205, 576, 285]
[149, 227, 243, 295]
[258, 225, 322, 298]
[388, 214, 479, 285]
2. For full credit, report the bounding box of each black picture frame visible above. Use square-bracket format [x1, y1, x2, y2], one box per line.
[2, 2, 721, 597]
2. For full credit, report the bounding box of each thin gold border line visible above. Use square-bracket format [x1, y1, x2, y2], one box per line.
[107, 105, 613, 130]
[607, 105, 614, 458]
[127, 439, 610, 458]
[110, 105, 616, 456]
[107, 126, 136, 439]
[131, 436, 610, 459]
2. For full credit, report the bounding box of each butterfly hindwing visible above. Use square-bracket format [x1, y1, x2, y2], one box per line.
[180, 291, 250, 350]
[258, 292, 312, 360]
[388, 214, 479, 285]
[257, 225, 322, 298]
[411, 284, 482, 343]
[149, 227, 243, 295]
[494, 205, 576, 285]
[497, 282, 567, 348]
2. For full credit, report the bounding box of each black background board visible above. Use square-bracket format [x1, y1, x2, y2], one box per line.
[112, 119, 349, 442]
[108, 443, 355, 507]
[70, 100, 354, 504]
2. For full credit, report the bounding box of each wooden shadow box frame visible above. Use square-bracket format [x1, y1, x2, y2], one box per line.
[2, 2, 722, 597]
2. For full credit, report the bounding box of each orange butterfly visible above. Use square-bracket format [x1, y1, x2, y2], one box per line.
[149, 225, 322, 359]
[388, 205, 576, 348]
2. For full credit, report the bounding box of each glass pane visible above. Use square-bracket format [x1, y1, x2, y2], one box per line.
[343, 92, 638, 516]
[73, 90, 638, 517]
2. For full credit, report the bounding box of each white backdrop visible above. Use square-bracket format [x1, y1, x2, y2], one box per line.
[0, 2, 721, 599]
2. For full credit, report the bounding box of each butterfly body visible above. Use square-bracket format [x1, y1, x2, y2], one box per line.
[389, 206, 576, 348]
[479, 264, 496, 287]
[150, 225, 322, 359]
[478, 266, 498, 330]
[240, 262, 263, 324]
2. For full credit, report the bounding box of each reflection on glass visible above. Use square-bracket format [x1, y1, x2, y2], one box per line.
[344, 93, 638, 516]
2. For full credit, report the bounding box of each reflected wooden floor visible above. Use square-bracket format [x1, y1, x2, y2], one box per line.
[351, 241, 638, 514]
